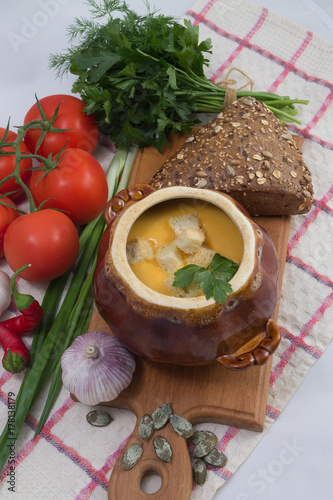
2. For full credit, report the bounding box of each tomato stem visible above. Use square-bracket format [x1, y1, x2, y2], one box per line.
[0, 97, 73, 210]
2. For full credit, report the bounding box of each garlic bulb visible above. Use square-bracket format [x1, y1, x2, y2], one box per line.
[0, 270, 12, 316]
[61, 330, 136, 405]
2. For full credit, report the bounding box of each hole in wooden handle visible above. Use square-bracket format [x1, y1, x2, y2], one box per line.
[140, 470, 162, 495]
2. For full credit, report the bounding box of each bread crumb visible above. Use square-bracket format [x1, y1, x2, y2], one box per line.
[174, 227, 205, 254]
[169, 213, 201, 236]
[156, 243, 183, 274]
[164, 275, 202, 298]
[127, 237, 154, 265]
[185, 247, 216, 268]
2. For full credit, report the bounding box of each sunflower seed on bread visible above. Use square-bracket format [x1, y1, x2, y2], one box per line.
[150, 97, 314, 216]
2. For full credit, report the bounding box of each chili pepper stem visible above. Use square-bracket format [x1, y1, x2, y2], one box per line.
[10, 264, 35, 311]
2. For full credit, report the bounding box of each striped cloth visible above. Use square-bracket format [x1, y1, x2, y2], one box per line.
[1, 0, 333, 498]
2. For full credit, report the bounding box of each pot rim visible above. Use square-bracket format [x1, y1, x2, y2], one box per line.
[110, 187, 255, 309]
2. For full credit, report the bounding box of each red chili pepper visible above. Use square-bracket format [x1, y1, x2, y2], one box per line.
[0, 324, 30, 373]
[0, 265, 43, 373]
[1, 300, 44, 334]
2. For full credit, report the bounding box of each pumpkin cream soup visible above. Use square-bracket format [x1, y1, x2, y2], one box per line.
[126, 199, 244, 296]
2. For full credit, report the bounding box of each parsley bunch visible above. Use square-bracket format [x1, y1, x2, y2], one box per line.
[173, 253, 239, 303]
[50, 0, 308, 151]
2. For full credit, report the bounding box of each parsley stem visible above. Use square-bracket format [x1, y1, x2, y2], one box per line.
[49, 0, 308, 150]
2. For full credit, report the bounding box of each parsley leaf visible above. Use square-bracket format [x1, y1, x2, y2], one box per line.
[173, 253, 239, 303]
[50, 0, 307, 151]
[173, 264, 203, 289]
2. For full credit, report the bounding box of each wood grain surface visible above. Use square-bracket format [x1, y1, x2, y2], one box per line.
[88, 134, 302, 500]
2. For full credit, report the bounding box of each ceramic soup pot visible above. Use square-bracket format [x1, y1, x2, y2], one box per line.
[93, 184, 281, 369]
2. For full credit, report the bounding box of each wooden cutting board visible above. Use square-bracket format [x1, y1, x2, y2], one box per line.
[88, 134, 302, 500]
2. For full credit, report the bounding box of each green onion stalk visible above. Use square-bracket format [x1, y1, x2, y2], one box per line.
[0, 146, 137, 473]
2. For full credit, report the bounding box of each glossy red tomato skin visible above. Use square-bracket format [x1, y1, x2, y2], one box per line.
[4, 209, 79, 282]
[0, 197, 19, 258]
[0, 128, 32, 200]
[23, 94, 99, 157]
[29, 148, 108, 226]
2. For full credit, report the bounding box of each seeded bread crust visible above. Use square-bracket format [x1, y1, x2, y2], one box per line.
[150, 97, 314, 216]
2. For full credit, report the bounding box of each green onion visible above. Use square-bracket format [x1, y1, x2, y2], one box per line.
[0, 147, 136, 473]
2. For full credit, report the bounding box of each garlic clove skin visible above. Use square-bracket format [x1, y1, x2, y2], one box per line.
[0, 270, 12, 316]
[61, 330, 136, 406]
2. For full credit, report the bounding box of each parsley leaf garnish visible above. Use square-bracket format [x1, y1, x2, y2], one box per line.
[173, 253, 239, 303]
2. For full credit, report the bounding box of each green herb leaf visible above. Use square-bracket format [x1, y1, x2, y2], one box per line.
[173, 253, 239, 303]
[173, 264, 203, 289]
[49, 0, 308, 151]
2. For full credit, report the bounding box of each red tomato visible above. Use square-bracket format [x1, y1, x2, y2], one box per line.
[0, 128, 32, 200]
[29, 148, 108, 226]
[4, 209, 79, 282]
[0, 197, 19, 258]
[23, 94, 99, 157]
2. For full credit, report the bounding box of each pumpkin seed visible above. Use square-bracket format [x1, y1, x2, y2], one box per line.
[241, 97, 254, 106]
[226, 165, 236, 177]
[195, 170, 207, 178]
[139, 414, 154, 441]
[152, 403, 172, 430]
[189, 430, 218, 446]
[302, 189, 312, 198]
[193, 459, 208, 486]
[169, 414, 194, 438]
[203, 448, 227, 468]
[193, 436, 217, 458]
[196, 179, 208, 189]
[86, 410, 113, 427]
[121, 443, 143, 470]
[153, 436, 172, 463]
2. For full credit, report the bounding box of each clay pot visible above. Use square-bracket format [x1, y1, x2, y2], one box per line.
[93, 184, 281, 369]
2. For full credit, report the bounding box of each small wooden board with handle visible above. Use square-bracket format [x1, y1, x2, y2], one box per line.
[87, 134, 302, 499]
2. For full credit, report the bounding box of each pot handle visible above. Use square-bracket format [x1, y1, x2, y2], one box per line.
[104, 183, 155, 226]
[216, 319, 281, 370]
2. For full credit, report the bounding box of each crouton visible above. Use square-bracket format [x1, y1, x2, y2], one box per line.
[164, 275, 202, 298]
[126, 237, 154, 265]
[185, 246, 216, 268]
[169, 213, 201, 236]
[174, 227, 205, 254]
[156, 243, 183, 274]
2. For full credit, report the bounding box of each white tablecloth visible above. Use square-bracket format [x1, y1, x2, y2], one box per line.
[0, 1, 332, 499]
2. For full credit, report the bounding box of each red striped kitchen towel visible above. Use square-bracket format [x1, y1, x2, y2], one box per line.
[1, 0, 332, 498]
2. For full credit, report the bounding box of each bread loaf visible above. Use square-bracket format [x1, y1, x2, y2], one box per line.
[150, 97, 314, 216]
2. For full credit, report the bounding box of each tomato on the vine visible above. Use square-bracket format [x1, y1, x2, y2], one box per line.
[0, 197, 19, 258]
[23, 94, 99, 157]
[4, 209, 79, 282]
[29, 148, 108, 226]
[0, 128, 32, 201]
